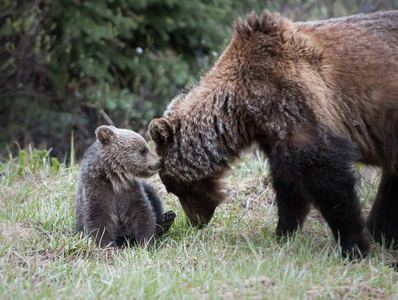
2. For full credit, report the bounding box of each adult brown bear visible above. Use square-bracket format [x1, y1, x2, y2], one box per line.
[149, 10, 398, 258]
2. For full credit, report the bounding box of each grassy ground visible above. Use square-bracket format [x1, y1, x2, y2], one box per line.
[0, 148, 397, 299]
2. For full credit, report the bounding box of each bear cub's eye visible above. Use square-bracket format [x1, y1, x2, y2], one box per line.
[139, 147, 148, 155]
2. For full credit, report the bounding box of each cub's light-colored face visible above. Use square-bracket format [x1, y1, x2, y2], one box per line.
[95, 125, 162, 178]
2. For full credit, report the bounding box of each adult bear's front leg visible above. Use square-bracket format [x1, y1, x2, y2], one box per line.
[307, 170, 369, 259]
[366, 172, 398, 247]
[269, 132, 370, 259]
[271, 178, 312, 238]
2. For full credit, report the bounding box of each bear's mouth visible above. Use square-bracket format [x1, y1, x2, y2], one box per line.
[149, 161, 163, 172]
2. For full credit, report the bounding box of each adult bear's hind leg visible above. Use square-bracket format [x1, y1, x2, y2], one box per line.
[366, 172, 398, 247]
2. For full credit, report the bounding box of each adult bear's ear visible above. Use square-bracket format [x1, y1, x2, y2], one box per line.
[149, 118, 174, 146]
[95, 125, 116, 145]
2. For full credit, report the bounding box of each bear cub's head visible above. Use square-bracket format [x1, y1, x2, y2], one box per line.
[95, 125, 162, 178]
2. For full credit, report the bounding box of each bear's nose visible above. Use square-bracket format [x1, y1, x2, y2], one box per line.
[149, 160, 163, 171]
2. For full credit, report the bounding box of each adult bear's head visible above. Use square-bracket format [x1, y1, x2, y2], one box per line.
[149, 117, 229, 227]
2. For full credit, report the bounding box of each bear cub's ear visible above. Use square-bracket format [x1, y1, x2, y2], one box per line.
[96, 125, 117, 145]
[149, 118, 174, 146]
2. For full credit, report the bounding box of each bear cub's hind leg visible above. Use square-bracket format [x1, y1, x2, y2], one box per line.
[158, 211, 176, 236]
[142, 181, 176, 237]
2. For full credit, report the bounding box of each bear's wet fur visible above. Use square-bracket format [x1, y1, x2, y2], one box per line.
[75, 125, 175, 248]
[149, 10, 398, 258]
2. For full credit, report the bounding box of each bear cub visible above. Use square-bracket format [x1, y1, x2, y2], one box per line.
[75, 125, 176, 248]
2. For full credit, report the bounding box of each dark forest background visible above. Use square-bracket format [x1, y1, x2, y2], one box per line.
[1, 0, 397, 161]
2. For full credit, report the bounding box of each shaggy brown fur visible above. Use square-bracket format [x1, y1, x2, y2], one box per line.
[75, 125, 175, 248]
[149, 10, 398, 258]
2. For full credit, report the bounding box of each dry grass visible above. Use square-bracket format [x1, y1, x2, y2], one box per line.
[1, 149, 398, 299]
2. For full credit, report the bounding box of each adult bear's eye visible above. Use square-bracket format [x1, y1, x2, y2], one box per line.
[140, 147, 147, 155]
